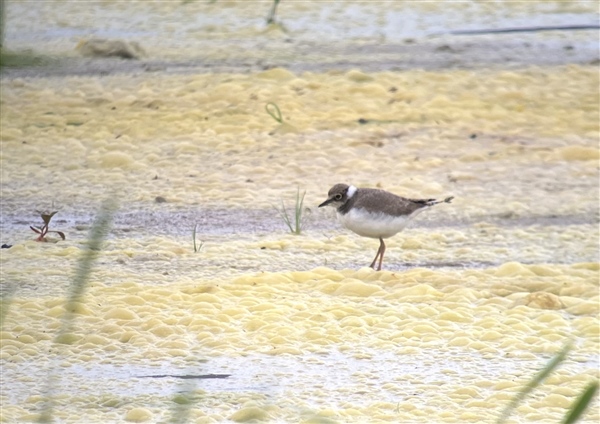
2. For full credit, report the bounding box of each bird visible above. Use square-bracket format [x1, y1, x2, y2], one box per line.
[319, 183, 453, 271]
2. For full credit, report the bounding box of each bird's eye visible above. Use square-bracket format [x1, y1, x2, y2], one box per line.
[334, 194, 343, 200]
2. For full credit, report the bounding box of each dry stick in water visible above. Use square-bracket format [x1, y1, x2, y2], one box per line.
[266, 0, 281, 24]
[39, 199, 117, 423]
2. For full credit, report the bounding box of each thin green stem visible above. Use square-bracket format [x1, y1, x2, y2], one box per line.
[193, 224, 198, 252]
[496, 342, 572, 424]
[562, 381, 599, 424]
[274, 187, 306, 234]
[275, 200, 293, 233]
[192, 224, 203, 252]
[266, 0, 281, 24]
[38, 199, 117, 423]
[294, 188, 305, 234]
[265, 102, 283, 124]
[168, 380, 198, 424]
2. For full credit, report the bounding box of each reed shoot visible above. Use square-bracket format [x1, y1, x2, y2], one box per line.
[275, 187, 306, 235]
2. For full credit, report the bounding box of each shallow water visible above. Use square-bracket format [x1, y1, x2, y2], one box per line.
[4, 348, 597, 420]
[1, 264, 599, 422]
[1, 1, 600, 423]
[5, 0, 599, 49]
[3, 0, 599, 77]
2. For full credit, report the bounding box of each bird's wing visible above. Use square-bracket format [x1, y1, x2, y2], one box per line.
[357, 189, 427, 216]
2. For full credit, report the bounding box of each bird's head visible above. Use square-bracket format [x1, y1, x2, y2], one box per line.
[318, 183, 356, 208]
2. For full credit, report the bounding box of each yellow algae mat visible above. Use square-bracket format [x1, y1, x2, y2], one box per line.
[1, 64, 599, 422]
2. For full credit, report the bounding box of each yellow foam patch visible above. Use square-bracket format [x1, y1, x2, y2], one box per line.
[558, 146, 600, 161]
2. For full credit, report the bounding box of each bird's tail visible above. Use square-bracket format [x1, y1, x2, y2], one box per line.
[424, 196, 454, 207]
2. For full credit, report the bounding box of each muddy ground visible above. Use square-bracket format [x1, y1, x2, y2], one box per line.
[2, 27, 599, 78]
[1, 3, 599, 423]
[2, 23, 599, 246]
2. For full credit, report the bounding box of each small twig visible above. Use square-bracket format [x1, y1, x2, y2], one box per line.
[358, 118, 404, 125]
[448, 25, 600, 36]
[266, 0, 281, 25]
[139, 374, 230, 379]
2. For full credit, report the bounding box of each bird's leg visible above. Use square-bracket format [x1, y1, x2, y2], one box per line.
[368, 241, 382, 269]
[377, 238, 386, 271]
[369, 238, 386, 271]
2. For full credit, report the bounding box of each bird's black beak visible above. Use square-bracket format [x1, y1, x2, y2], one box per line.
[318, 198, 333, 208]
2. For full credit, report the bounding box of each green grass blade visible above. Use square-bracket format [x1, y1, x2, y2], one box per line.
[265, 102, 283, 123]
[294, 188, 306, 234]
[274, 188, 306, 234]
[62, 200, 116, 324]
[275, 200, 293, 233]
[496, 342, 572, 424]
[168, 380, 198, 424]
[192, 224, 204, 253]
[193, 224, 198, 252]
[38, 199, 117, 423]
[562, 381, 599, 424]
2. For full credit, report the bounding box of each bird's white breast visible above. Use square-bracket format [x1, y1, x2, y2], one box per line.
[337, 207, 422, 239]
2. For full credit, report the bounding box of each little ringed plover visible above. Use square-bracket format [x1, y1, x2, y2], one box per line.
[319, 183, 453, 271]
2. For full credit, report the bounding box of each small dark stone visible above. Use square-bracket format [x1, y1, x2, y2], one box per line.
[470, 133, 477, 139]
[436, 44, 454, 52]
[155, 196, 167, 203]
[1, 244, 12, 249]
[358, 118, 369, 124]
[260, 246, 266, 250]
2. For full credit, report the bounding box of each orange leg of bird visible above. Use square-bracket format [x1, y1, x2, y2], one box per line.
[377, 238, 386, 271]
[369, 238, 386, 271]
